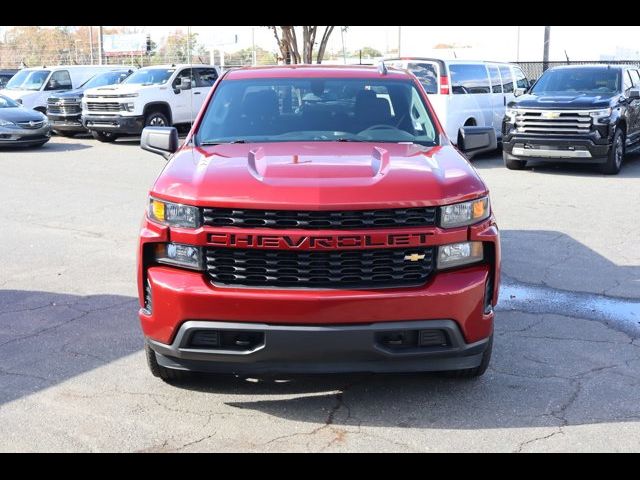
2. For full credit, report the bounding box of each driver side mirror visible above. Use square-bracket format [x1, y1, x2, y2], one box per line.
[457, 126, 497, 159]
[141, 126, 178, 160]
[175, 77, 192, 93]
[514, 87, 526, 97]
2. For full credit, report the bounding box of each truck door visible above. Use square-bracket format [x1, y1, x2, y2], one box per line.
[626, 69, 640, 145]
[171, 68, 196, 124]
[448, 63, 493, 141]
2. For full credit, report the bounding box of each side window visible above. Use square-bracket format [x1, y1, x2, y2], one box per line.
[172, 68, 194, 89]
[45, 70, 72, 91]
[513, 66, 528, 89]
[196, 68, 218, 87]
[629, 69, 640, 88]
[449, 64, 490, 94]
[499, 66, 514, 93]
[488, 65, 502, 93]
[623, 70, 634, 93]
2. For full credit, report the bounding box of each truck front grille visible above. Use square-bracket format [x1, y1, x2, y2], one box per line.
[515, 110, 592, 134]
[202, 207, 437, 229]
[86, 102, 122, 112]
[205, 247, 436, 289]
[47, 102, 81, 115]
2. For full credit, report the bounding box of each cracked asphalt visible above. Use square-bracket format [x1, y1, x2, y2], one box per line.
[0, 136, 639, 452]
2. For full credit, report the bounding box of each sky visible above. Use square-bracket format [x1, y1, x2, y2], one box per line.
[2, 26, 639, 61]
[141, 26, 640, 61]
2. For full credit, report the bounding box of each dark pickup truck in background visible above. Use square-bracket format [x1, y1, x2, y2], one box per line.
[502, 64, 640, 174]
[46, 68, 134, 136]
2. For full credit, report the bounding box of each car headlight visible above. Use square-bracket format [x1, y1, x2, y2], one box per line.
[0, 118, 16, 127]
[148, 198, 201, 228]
[118, 93, 139, 98]
[589, 108, 612, 119]
[439, 196, 490, 228]
[437, 241, 484, 270]
[155, 243, 204, 270]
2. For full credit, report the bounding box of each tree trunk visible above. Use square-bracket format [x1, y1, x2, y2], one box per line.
[316, 26, 335, 64]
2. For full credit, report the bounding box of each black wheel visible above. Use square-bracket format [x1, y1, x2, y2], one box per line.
[145, 342, 190, 383]
[503, 151, 527, 170]
[91, 130, 119, 143]
[440, 335, 493, 379]
[600, 127, 625, 175]
[145, 111, 169, 127]
[54, 130, 77, 138]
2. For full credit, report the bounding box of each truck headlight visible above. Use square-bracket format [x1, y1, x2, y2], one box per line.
[123, 102, 135, 112]
[437, 241, 484, 270]
[505, 108, 518, 122]
[589, 108, 612, 119]
[148, 198, 201, 228]
[439, 196, 490, 228]
[155, 243, 204, 270]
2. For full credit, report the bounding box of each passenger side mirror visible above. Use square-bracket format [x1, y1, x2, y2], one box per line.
[628, 88, 640, 100]
[457, 126, 497, 159]
[514, 87, 526, 97]
[140, 126, 178, 160]
[178, 78, 192, 90]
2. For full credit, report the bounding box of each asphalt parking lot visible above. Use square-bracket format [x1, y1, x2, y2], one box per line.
[0, 135, 639, 452]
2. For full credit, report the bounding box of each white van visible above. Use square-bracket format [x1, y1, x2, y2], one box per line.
[385, 58, 530, 146]
[0, 65, 131, 113]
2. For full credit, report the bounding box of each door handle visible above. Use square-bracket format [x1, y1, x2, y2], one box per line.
[193, 92, 201, 95]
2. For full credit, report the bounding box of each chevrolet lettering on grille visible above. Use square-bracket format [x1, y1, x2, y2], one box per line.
[208, 232, 434, 250]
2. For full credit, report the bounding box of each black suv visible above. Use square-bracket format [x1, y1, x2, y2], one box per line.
[502, 64, 640, 174]
[46, 69, 134, 136]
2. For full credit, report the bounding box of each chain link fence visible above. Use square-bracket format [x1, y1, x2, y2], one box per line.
[515, 60, 640, 81]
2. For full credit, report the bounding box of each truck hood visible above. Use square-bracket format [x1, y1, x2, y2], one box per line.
[85, 83, 157, 96]
[510, 92, 615, 109]
[151, 142, 488, 209]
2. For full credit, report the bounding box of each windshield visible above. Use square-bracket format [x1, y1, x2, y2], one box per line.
[5, 69, 50, 91]
[196, 77, 438, 146]
[123, 68, 174, 86]
[531, 68, 621, 95]
[0, 95, 19, 108]
[81, 70, 132, 89]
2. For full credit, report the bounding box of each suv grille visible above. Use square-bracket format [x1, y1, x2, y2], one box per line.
[515, 110, 592, 134]
[86, 102, 122, 112]
[205, 247, 436, 289]
[202, 207, 437, 229]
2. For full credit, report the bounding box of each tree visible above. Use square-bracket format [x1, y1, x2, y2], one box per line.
[157, 30, 207, 64]
[267, 26, 339, 64]
[358, 46, 382, 58]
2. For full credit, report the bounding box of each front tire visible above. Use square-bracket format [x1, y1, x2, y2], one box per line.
[600, 127, 624, 175]
[503, 151, 527, 170]
[441, 335, 493, 379]
[91, 130, 119, 143]
[145, 343, 190, 383]
[144, 111, 169, 128]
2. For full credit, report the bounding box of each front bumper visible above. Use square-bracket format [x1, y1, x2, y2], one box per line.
[502, 133, 611, 164]
[0, 125, 51, 146]
[82, 114, 144, 134]
[147, 319, 491, 374]
[48, 113, 86, 132]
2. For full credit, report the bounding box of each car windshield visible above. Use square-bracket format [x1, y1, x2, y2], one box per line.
[196, 77, 438, 146]
[5, 69, 50, 91]
[0, 95, 19, 108]
[81, 70, 132, 89]
[123, 68, 174, 86]
[531, 67, 621, 95]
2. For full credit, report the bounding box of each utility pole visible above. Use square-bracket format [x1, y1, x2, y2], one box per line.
[398, 26, 402, 57]
[252, 27, 257, 66]
[516, 26, 521, 62]
[341, 27, 347, 64]
[98, 26, 104, 65]
[89, 26, 94, 64]
[543, 26, 551, 72]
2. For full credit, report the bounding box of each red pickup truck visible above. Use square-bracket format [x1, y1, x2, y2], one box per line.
[137, 65, 501, 381]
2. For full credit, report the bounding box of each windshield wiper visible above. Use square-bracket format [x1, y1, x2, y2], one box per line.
[199, 139, 247, 146]
[336, 138, 367, 142]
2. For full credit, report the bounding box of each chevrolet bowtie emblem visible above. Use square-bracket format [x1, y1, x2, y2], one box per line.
[542, 111, 560, 119]
[404, 253, 425, 262]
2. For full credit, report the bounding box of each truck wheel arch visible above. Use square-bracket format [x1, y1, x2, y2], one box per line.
[144, 102, 173, 126]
